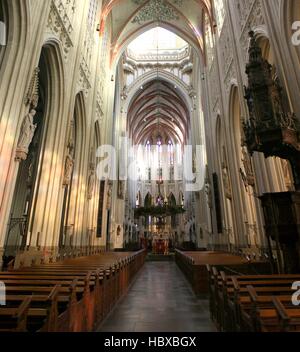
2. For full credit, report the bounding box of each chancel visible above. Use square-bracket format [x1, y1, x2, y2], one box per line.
[0, 0, 300, 333]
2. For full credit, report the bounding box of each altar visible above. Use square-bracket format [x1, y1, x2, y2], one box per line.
[151, 234, 172, 255]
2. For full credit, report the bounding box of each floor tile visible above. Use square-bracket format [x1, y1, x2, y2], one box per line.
[98, 262, 216, 332]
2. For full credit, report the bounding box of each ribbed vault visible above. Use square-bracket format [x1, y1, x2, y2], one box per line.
[99, 0, 215, 65]
[127, 80, 190, 145]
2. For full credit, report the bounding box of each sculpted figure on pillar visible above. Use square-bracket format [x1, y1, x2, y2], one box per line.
[241, 146, 255, 188]
[63, 153, 74, 186]
[16, 109, 37, 162]
[118, 180, 125, 199]
[87, 166, 96, 200]
[281, 159, 294, 191]
[204, 166, 212, 209]
[16, 68, 40, 162]
[222, 161, 232, 200]
[106, 181, 113, 209]
[63, 119, 76, 186]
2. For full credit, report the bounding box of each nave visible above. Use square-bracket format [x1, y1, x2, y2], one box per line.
[99, 261, 215, 333]
[1, 0, 300, 335]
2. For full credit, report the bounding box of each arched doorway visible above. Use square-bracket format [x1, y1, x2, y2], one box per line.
[0, 0, 8, 69]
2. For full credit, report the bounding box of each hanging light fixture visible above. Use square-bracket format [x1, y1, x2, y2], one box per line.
[155, 23, 164, 196]
[156, 27, 160, 135]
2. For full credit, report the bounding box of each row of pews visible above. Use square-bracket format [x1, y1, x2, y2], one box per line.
[0, 250, 146, 332]
[175, 250, 270, 296]
[207, 265, 300, 332]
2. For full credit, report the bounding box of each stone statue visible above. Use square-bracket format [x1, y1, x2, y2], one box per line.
[16, 109, 37, 162]
[106, 181, 113, 209]
[87, 169, 96, 200]
[118, 180, 125, 199]
[63, 154, 74, 186]
[241, 146, 255, 188]
[204, 166, 212, 209]
[222, 161, 232, 199]
[192, 151, 197, 174]
[281, 159, 293, 191]
[27, 149, 37, 184]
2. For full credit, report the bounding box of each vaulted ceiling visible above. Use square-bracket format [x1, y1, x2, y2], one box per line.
[127, 80, 190, 145]
[100, 0, 214, 64]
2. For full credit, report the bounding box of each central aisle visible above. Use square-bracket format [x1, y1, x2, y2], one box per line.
[98, 261, 216, 332]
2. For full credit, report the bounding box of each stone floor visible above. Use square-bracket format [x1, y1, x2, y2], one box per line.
[98, 261, 217, 332]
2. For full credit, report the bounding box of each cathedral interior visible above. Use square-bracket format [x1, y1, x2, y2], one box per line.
[0, 0, 300, 334]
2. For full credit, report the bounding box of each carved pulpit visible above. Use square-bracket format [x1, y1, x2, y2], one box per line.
[243, 31, 300, 273]
[243, 31, 300, 188]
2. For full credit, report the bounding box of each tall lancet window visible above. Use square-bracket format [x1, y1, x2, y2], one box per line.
[157, 138, 163, 181]
[157, 138, 162, 156]
[204, 14, 214, 68]
[88, 0, 98, 29]
[146, 140, 151, 181]
[168, 140, 174, 182]
[214, 0, 226, 35]
[168, 140, 174, 165]
[146, 140, 151, 156]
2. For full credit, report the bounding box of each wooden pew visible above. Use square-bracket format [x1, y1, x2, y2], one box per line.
[176, 250, 270, 296]
[0, 250, 146, 332]
[242, 296, 300, 332]
[0, 297, 32, 332]
[1, 273, 101, 332]
[271, 297, 300, 332]
[209, 267, 300, 332]
[238, 285, 295, 332]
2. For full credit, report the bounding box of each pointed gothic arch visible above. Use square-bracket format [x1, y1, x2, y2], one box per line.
[111, 22, 204, 69]
[228, 85, 261, 249]
[3, 40, 65, 264]
[168, 192, 177, 206]
[136, 191, 142, 207]
[215, 112, 236, 249]
[282, 0, 300, 72]
[144, 192, 152, 207]
[59, 92, 86, 249]
[0, 0, 29, 76]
